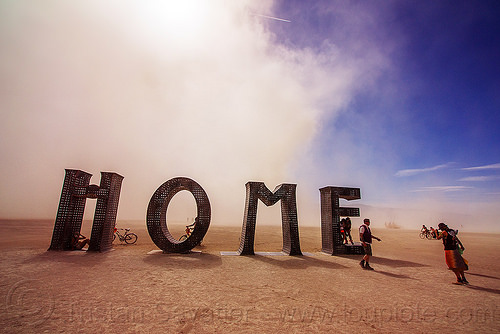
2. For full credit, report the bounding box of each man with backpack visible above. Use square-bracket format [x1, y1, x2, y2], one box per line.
[359, 218, 381, 270]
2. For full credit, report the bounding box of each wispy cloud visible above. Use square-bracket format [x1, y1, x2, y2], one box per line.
[461, 163, 500, 171]
[395, 163, 452, 177]
[459, 176, 500, 182]
[411, 186, 472, 192]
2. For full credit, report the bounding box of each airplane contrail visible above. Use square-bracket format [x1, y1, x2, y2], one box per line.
[252, 13, 291, 23]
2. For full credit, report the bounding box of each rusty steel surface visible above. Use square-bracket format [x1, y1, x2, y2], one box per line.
[147, 177, 211, 253]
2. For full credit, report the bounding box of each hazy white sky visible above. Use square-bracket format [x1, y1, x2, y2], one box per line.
[0, 1, 359, 224]
[1, 1, 499, 231]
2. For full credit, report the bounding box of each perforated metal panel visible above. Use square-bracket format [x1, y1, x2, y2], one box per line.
[146, 177, 211, 253]
[320, 186, 363, 255]
[88, 172, 124, 252]
[345, 243, 365, 255]
[48, 169, 123, 252]
[237, 182, 302, 256]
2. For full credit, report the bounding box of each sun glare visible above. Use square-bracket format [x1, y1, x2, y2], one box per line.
[141, 0, 214, 45]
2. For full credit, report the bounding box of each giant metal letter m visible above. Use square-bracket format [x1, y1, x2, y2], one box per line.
[237, 182, 302, 256]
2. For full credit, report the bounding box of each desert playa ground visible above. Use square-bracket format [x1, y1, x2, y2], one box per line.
[1, 219, 499, 333]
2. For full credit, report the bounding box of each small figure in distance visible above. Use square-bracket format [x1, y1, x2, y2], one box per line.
[344, 217, 354, 245]
[421, 225, 429, 233]
[359, 218, 381, 270]
[430, 226, 438, 239]
[437, 222, 469, 284]
[71, 232, 90, 250]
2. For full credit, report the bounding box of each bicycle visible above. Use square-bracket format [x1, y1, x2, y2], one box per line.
[179, 223, 194, 241]
[178, 221, 202, 245]
[113, 228, 138, 244]
[419, 229, 432, 240]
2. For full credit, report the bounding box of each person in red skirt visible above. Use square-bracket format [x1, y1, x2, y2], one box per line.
[437, 222, 468, 284]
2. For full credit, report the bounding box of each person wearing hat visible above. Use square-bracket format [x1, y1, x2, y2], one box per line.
[437, 222, 469, 284]
[359, 218, 381, 270]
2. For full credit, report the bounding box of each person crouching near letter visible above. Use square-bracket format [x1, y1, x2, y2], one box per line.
[71, 232, 90, 250]
[437, 223, 469, 284]
[359, 218, 381, 270]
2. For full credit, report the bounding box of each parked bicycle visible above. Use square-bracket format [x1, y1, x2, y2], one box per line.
[179, 222, 195, 241]
[113, 228, 138, 244]
[178, 219, 202, 245]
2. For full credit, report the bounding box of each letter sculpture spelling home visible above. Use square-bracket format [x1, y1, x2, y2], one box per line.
[238, 182, 302, 256]
[320, 186, 363, 255]
[49, 169, 124, 252]
[147, 177, 211, 253]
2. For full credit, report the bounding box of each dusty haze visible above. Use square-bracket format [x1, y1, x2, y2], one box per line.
[1, 1, 497, 231]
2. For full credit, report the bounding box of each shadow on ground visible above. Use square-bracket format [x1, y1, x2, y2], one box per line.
[336, 255, 428, 268]
[371, 256, 428, 268]
[373, 270, 417, 280]
[249, 254, 348, 270]
[143, 251, 223, 269]
[468, 272, 500, 280]
[465, 285, 500, 295]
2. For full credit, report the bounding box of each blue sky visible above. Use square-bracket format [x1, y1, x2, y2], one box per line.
[0, 1, 499, 230]
[269, 1, 500, 209]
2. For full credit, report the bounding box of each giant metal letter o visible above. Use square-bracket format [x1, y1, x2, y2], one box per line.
[147, 177, 211, 253]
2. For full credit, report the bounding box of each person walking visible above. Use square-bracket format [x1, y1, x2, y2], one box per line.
[437, 223, 469, 284]
[359, 218, 381, 270]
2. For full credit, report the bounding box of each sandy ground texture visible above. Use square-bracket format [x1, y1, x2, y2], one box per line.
[1, 219, 499, 334]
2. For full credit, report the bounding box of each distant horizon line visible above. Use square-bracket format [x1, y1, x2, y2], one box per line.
[1, 218, 498, 234]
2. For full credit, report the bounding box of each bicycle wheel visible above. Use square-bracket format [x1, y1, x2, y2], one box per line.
[179, 234, 188, 241]
[426, 232, 433, 240]
[419, 232, 426, 239]
[124, 233, 138, 244]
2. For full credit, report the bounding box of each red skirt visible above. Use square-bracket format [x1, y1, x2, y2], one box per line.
[444, 249, 468, 271]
